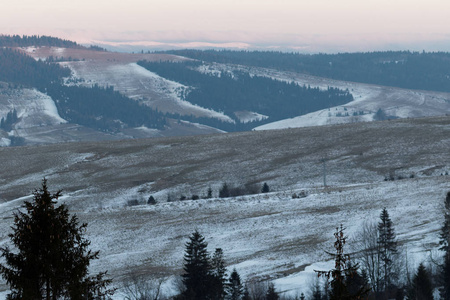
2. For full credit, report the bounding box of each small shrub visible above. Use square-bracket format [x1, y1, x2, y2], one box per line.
[219, 182, 230, 198]
[147, 196, 157, 205]
[261, 182, 270, 193]
[191, 195, 200, 200]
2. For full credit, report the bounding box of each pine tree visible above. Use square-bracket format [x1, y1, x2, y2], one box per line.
[210, 248, 227, 300]
[227, 268, 243, 300]
[261, 183, 270, 193]
[377, 208, 398, 294]
[266, 283, 279, 300]
[182, 230, 211, 300]
[0, 179, 113, 300]
[407, 263, 433, 300]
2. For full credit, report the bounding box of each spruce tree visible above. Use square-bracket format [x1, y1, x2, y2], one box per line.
[407, 263, 433, 300]
[0, 179, 113, 300]
[182, 230, 211, 300]
[210, 248, 227, 300]
[377, 207, 398, 294]
[227, 268, 243, 300]
[266, 283, 279, 300]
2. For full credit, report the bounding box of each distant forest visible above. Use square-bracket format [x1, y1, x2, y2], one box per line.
[163, 50, 450, 93]
[0, 47, 166, 132]
[0, 47, 70, 89]
[137, 60, 353, 126]
[0, 34, 105, 51]
[47, 84, 167, 132]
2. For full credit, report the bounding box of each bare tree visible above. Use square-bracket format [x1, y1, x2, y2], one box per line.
[121, 273, 166, 300]
[246, 279, 268, 300]
[353, 221, 382, 295]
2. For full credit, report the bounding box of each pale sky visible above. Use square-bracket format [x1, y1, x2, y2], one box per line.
[2, 0, 450, 52]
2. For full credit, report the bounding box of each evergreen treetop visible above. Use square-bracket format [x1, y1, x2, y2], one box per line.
[182, 230, 211, 300]
[0, 179, 113, 299]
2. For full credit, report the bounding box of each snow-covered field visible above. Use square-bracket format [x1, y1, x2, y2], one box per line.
[0, 116, 448, 297]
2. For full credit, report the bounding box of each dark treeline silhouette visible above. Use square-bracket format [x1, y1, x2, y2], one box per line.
[162, 49, 450, 93]
[0, 34, 106, 51]
[0, 109, 18, 131]
[137, 60, 353, 130]
[0, 47, 70, 89]
[46, 84, 167, 132]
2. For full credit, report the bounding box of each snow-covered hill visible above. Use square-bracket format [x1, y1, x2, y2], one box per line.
[0, 116, 448, 297]
[0, 47, 443, 146]
[195, 63, 450, 130]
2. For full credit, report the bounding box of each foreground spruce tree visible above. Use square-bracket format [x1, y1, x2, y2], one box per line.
[211, 248, 227, 300]
[377, 208, 398, 294]
[227, 268, 243, 300]
[0, 179, 113, 300]
[182, 230, 211, 300]
[407, 263, 433, 300]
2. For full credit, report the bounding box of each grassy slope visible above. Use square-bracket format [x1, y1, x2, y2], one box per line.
[0, 116, 448, 296]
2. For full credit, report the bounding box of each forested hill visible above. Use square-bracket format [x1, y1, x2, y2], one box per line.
[137, 60, 353, 126]
[0, 47, 70, 88]
[0, 47, 167, 133]
[0, 34, 105, 51]
[162, 50, 450, 93]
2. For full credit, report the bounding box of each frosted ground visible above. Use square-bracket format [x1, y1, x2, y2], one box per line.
[0, 116, 448, 297]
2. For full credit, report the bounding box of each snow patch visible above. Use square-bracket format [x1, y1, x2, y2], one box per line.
[234, 111, 269, 124]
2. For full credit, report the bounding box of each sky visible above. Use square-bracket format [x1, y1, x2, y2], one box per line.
[2, 0, 450, 52]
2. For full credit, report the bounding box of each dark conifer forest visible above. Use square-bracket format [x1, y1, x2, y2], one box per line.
[162, 50, 450, 93]
[0, 34, 105, 51]
[137, 60, 353, 125]
[0, 45, 166, 132]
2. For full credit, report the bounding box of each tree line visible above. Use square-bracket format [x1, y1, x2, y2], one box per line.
[162, 50, 450, 94]
[46, 84, 167, 132]
[0, 34, 106, 51]
[137, 60, 353, 131]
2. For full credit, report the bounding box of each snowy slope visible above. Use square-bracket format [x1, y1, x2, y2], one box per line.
[0, 116, 448, 297]
[60, 60, 234, 123]
[194, 62, 450, 130]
